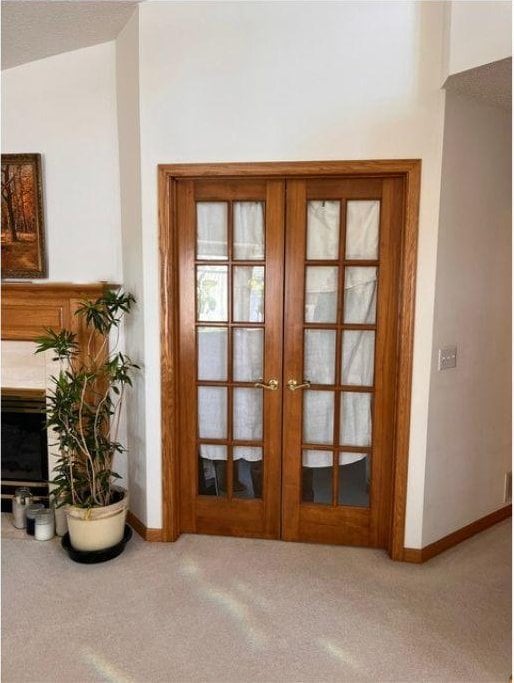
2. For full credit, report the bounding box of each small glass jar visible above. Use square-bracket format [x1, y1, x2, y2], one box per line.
[25, 503, 45, 536]
[12, 488, 34, 529]
[35, 508, 55, 541]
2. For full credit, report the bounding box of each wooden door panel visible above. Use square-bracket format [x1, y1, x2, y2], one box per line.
[282, 176, 404, 547]
[177, 178, 284, 539]
[300, 506, 370, 546]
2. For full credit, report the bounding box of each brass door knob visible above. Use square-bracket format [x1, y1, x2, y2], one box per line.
[254, 378, 279, 391]
[287, 379, 311, 392]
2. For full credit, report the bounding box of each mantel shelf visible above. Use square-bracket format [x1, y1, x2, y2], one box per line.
[2, 281, 119, 295]
[1, 281, 120, 345]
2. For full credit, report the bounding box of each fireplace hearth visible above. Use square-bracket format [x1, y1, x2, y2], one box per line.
[1, 390, 49, 511]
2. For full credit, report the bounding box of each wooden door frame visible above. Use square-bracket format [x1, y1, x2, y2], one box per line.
[159, 160, 421, 561]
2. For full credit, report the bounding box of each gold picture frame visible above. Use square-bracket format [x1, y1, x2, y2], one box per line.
[1, 153, 47, 279]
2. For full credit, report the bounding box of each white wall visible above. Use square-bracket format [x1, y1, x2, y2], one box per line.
[1, 42, 122, 283]
[423, 93, 512, 546]
[116, 10, 148, 524]
[3, 1, 509, 549]
[137, 1, 447, 542]
[445, 1, 512, 77]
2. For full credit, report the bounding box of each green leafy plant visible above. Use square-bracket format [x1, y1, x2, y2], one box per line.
[35, 290, 139, 509]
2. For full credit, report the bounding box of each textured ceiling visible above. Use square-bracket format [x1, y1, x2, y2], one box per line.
[444, 57, 512, 110]
[2, 1, 140, 70]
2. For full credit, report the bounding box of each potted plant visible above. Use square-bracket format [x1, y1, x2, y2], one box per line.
[35, 290, 139, 553]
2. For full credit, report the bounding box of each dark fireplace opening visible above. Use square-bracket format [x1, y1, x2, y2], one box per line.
[1, 391, 49, 511]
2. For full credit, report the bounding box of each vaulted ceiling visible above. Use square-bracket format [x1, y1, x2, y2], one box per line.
[444, 58, 511, 110]
[2, 1, 140, 70]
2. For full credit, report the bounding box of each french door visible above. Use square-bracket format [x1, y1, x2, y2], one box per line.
[177, 178, 284, 538]
[176, 172, 405, 548]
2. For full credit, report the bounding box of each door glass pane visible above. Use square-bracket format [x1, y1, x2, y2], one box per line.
[197, 265, 228, 322]
[340, 392, 372, 446]
[233, 388, 263, 440]
[233, 202, 265, 260]
[338, 453, 370, 507]
[302, 450, 332, 504]
[303, 390, 334, 444]
[306, 201, 340, 260]
[233, 328, 264, 382]
[305, 266, 338, 323]
[343, 267, 377, 324]
[198, 445, 227, 497]
[233, 266, 265, 322]
[198, 387, 227, 439]
[197, 202, 228, 260]
[345, 200, 379, 260]
[304, 330, 336, 385]
[342, 331, 375, 386]
[197, 327, 228, 381]
[233, 447, 263, 499]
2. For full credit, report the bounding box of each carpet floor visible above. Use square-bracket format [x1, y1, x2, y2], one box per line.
[1, 515, 511, 682]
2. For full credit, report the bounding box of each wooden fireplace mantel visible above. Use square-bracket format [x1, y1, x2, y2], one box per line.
[1, 282, 119, 353]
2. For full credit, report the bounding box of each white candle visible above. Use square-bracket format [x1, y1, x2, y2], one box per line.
[35, 509, 55, 541]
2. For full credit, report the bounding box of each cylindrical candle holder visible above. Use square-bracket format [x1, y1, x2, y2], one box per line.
[12, 488, 33, 529]
[25, 503, 45, 536]
[12, 498, 27, 529]
[35, 508, 55, 541]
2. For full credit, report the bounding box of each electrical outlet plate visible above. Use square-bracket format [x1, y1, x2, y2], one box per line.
[505, 472, 512, 504]
[438, 346, 457, 371]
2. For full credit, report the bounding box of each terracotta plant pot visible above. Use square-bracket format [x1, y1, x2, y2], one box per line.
[65, 487, 129, 552]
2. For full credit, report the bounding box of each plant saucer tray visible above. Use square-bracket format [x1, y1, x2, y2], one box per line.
[61, 524, 132, 564]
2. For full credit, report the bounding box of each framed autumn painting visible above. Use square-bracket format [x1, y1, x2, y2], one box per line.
[1, 153, 47, 278]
